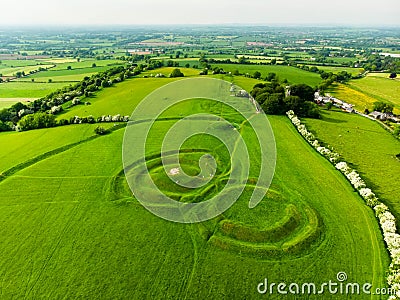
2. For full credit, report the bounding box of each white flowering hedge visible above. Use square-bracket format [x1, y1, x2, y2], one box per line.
[287, 110, 340, 163]
[287, 110, 400, 299]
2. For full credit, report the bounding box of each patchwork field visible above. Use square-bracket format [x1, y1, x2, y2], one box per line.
[0, 64, 54, 77]
[210, 64, 322, 87]
[309, 66, 364, 76]
[348, 76, 400, 111]
[0, 77, 389, 298]
[0, 82, 70, 98]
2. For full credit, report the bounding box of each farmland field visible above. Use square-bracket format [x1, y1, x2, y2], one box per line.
[49, 59, 124, 71]
[309, 65, 364, 76]
[0, 77, 389, 299]
[0, 98, 34, 110]
[58, 78, 179, 120]
[304, 109, 400, 222]
[348, 76, 400, 111]
[328, 75, 400, 114]
[24, 66, 112, 79]
[0, 82, 70, 98]
[0, 64, 54, 77]
[210, 64, 322, 87]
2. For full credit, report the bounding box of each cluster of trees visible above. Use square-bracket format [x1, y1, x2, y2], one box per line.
[315, 70, 353, 94]
[169, 68, 184, 78]
[251, 82, 320, 118]
[373, 101, 394, 113]
[18, 112, 57, 131]
[360, 54, 400, 72]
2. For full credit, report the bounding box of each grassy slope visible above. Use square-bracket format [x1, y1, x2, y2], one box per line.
[304, 109, 400, 221]
[0, 82, 69, 98]
[349, 76, 400, 109]
[0, 78, 388, 298]
[0, 124, 105, 173]
[211, 64, 322, 87]
[58, 78, 180, 119]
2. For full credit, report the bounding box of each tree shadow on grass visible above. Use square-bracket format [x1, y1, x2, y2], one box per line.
[319, 110, 348, 124]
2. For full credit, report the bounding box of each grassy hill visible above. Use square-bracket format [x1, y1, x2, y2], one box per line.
[0, 77, 388, 298]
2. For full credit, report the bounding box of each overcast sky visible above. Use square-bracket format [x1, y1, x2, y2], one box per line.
[1, 0, 399, 26]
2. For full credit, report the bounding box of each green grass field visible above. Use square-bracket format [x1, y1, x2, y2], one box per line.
[0, 59, 45, 68]
[25, 66, 112, 79]
[348, 76, 400, 111]
[0, 98, 33, 110]
[0, 77, 389, 298]
[142, 67, 201, 78]
[211, 64, 322, 87]
[309, 66, 364, 76]
[328, 75, 400, 114]
[18, 72, 100, 83]
[0, 64, 54, 77]
[304, 109, 400, 222]
[0, 82, 71, 98]
[48, 59, 124, 71]
[58, 78, 179, 120]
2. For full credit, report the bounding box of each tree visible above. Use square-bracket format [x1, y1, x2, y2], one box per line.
[238, 56, 248, 64]
[301, 102, 321, 118]
[92, 63, 97, 68]
[265, 72, 276, 82]
[261, 93, 285, 114]
[289, 84, 315, 102]
[326, 102, 333, 110]
[170, 68, 184, 78]
[255, 93, 270, 105]
[18, 112, 57, 131]
[0, 120, 12, 132]
[94, 126, 109, 135]
[390, 72, 397, 79]
[253, 71, 262, 79]
[67, 66, 72, 70]
[283, 95, 303, 113]
[10, 102, 27, 113]
[0, 109, 12, 122]
[373, 101, 394, 113]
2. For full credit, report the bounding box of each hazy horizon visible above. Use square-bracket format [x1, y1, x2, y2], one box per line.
[1, 0, 399, 27]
